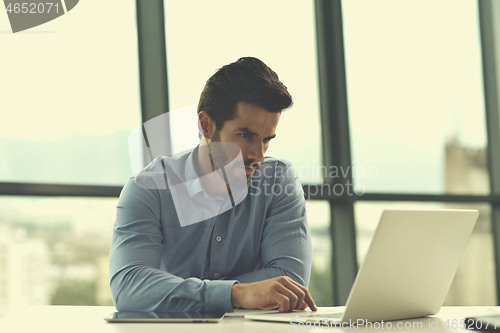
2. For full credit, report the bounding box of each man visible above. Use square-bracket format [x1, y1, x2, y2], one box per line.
[109, 57, 317, 313]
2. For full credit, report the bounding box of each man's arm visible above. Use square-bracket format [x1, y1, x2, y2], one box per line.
[109, 177, 237, 312]
[233, 160, 312, 284]
[230, 160, 317, 311]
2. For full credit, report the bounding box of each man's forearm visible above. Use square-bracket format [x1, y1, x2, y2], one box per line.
[110, 264, 237, 312]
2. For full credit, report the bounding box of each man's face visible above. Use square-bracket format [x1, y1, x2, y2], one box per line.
[210, 102, 280, 181]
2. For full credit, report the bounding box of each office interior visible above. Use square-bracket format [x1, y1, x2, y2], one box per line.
[1, 0, 500, 318]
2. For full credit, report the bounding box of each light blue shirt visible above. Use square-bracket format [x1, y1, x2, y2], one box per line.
[109, 148, 312, 312]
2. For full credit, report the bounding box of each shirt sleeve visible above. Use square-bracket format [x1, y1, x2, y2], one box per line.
[230, 161, 312, 287]
[109, 176, 237, 312]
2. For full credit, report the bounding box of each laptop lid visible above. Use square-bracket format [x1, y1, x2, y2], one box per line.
[342, 209, 478, 322]
[246, 209, 478, 324]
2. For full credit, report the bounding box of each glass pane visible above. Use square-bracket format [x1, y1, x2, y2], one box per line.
[342, 0, 488, 194]
[306, 201, 333, 306]
[0, 197, 116, 317]
[164, 0, 322, 184]
[354, 202, 496, 305]
[0, 0, 140, 186]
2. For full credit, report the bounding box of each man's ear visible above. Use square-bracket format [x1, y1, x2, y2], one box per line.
[198, 111, 216, 139]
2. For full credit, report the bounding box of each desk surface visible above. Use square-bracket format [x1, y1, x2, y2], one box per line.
[1, 306, 499, 333]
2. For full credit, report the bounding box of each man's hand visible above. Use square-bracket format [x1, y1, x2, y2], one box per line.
[230, 276, 317, 312]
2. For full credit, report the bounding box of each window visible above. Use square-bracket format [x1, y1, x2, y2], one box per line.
[163, 0, 322, 183]
[3, 0, 498, 313]
[342, 0, 488, 194]
[0, 0, 138, 317]
[0, 197, 116, 317]
[337, 0, 497, 305]
[306, 201, 333, 306]
[164, 0, 329, 304]
[0, 0, 140, 186]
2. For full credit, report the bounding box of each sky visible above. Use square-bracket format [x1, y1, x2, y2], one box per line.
[0, 1, 141, 141]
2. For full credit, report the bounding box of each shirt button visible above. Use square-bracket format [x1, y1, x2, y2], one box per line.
[214, 272, 220, 279]
[216, 235, 222, 242]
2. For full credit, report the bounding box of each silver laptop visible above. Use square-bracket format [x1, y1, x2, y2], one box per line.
[246, 209, 479, 325]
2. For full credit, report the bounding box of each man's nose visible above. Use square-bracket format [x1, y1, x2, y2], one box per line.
[248, 142, 265, 163]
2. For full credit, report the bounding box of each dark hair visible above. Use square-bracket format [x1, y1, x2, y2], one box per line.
[197, 57, 293, 130]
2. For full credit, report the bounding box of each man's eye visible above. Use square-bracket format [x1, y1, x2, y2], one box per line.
[239, 133, 248, 139]
[264, 138, 271, 144]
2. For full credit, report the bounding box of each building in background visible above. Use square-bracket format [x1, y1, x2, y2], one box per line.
[444, 138, 495, 305]
[0, 224, 52, 316]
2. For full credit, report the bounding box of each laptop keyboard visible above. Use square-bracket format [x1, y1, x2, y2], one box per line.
[303, 312, 343, 319]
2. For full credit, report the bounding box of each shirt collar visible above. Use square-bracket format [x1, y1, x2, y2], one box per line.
[184, 147, 205, 198]
[183, 145, 250, 202]
[184, 147, 228, 201]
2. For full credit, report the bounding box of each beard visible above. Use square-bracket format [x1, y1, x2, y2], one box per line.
[210, 130, 259, 183]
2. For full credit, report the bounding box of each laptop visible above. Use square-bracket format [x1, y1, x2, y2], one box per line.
[246, 209, 479, 326]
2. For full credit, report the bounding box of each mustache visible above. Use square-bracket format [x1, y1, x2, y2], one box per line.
[245, 161, 260, 169]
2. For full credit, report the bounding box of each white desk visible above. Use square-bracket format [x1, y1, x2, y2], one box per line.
[1, 306, 499, 333]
